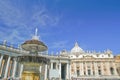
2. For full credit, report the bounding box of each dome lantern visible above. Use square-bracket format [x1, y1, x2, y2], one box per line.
[71, 42, 84, 53]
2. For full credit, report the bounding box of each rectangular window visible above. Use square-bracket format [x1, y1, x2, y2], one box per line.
[77, 70, 80, 76]
[88, 69, 91, 75]
[84, 71, 86, 75]
[110, 67, 114, 75]
[98, 70, 101, 75]
[53, 63, 56, 69]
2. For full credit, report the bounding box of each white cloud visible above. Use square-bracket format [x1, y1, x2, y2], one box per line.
[0, 0, 22, 28]
[0, 0, 60, 45]
[32, 9, 59, 27]
[0, 29, 26, 44]
[0, 0, 60, 28]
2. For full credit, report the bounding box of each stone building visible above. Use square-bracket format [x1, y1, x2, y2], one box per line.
[0, 30, 120, 80]
[115, 55, 120, 76]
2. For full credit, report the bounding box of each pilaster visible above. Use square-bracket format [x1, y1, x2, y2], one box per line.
[59, 62, 61, 79]
[85, 62, 88, 75]
[80, 62, 84, 76]
[74, 63, 77, 77]
[91, 62, 93, 75]
[66, 63, 69, 79]
[94, 62, 98, 76]
[101, 62, 104, 75]
[69, 62, 71, 80]
[113, 63, 118, 75]
[106, 62, 111, 75]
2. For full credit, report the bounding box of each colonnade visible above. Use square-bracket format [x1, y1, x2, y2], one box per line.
[0, 55, 22, 79]
[73, 61, 118, 77]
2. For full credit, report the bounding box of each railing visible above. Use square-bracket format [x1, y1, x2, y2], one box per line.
[0, 41, 29, 55]
[0, 40, 20, 49]
[0, 40, 50, 55]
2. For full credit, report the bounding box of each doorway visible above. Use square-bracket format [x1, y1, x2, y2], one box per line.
[61, 63, 66, 80]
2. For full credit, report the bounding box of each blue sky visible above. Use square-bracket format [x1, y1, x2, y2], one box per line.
[0, 0, 120, 55]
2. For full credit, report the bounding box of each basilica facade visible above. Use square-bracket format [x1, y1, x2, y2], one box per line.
[49, 42, 120, 80]
[0, 36, 120, 80]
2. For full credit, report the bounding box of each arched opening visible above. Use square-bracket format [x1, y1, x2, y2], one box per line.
[77, 70, 80, 77]
[110, 67, 114, 75]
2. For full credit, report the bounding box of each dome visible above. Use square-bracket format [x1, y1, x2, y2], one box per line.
[71, 42, 84, 53]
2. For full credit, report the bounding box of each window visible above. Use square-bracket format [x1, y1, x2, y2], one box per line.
[77, 67, 79, 70]
[98, 66, 101, 69]
[84, 71, 86, 75]
[77, 70, 80, 76]
[98, 70, 101, 75]
[53, 63, 56, 69]
[88, 69, 91, 75]
[110, 67, 114, 75]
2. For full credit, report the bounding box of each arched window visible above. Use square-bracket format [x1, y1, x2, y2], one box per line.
[77, 70, 80, 76]
[110, 67, 114, 75]
[88, 69, 91, 75]
[98, 70, 101, 75]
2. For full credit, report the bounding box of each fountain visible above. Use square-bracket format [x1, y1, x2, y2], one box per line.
[17, 28, 49, 80]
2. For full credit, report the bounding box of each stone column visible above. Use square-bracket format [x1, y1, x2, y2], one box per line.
[106, 62, 110, 75]
[101, 62, 104, 75]
[74, 63, 77, 77]
[39, 65, 42, 80]
[113, 63, 118, 75]
[69, 62, 71, 80]
[19, 64, 23, 78]
[39, 66, 42, 73]
[44, 65, 47, 80]
[59, 62, 61, 79]
[85, 62, 88, 75]
[66, 63, 69, 79]
[4, 56, 11, 78]
[0, 55, 3, 68]
[12, 59, 17, 77]
[51, 62, 53, 69]
[80, 62, 84, 76]
[91, 62, 93, 75]
[94, 62, 98, 76]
